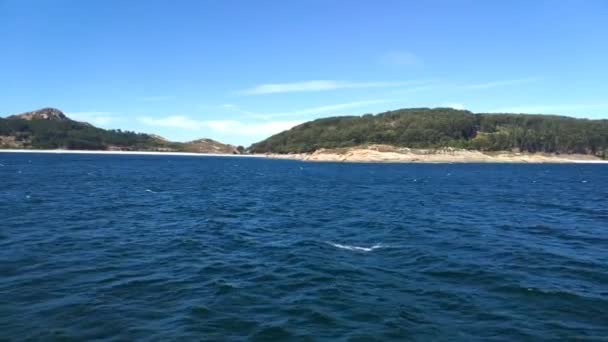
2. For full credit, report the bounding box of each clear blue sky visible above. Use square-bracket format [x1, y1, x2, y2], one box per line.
[1, 0, 607, 145]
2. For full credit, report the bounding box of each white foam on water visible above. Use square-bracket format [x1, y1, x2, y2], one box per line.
[145, 189, 157, 193]
[327, 242, 383, 252]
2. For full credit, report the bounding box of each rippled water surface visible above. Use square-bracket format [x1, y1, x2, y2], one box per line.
[1, 153, 607, 340]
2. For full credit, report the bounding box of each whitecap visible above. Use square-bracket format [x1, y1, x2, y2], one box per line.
[327, 242, 383, 252]
[145, 189, 157, 193]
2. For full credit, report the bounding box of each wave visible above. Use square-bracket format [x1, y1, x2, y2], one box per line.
[327, 242, 383, 252]
[145, 189, 157, 193]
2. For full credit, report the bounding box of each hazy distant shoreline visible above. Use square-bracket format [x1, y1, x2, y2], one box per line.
[0, 149, 259, 158]
[2, 148, 607, 163]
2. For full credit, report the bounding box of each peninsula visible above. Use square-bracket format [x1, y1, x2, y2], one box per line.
[251, 108, 608, 163]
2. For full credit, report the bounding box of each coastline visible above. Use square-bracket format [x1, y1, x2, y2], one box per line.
[0, 149, 260, 158]
[2, 147, 607, 163]
[260, 146, 608, 164]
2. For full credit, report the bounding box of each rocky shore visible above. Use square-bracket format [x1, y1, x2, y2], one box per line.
[262, 145, 607, 163]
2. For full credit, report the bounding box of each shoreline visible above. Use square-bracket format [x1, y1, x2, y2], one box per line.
[1, 148, 607, 163]
[261, 146, 608, 164]
[0, 149, 260, 158]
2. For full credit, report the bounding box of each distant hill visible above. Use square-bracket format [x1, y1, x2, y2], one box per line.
[0, 108, 241, 153]
[181, 138, 243, 154]
[248, 108, 608, 158]
[8, 107, 70, 121]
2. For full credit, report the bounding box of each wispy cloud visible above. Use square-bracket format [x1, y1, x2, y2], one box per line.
[380, 51, 423, 67]
[239, 76, 535, 95]
[138, 116, 302, 136]
[67, 111, 118, 126]
[464, 77, 539, 90]
[222, 99, 394, 119]
[238, 80, 432, 95]
[389, 78, 536, 94]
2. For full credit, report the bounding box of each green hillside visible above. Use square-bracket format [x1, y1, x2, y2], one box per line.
[248, 108, 608, 158]
[0, 114, 164, 150]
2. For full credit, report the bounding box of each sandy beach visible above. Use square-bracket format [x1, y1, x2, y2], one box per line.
[261, 145, 608, 164]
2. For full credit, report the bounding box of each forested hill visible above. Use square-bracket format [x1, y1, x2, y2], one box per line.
[0, 108, 241, 153]
[248, 108, 608, 158]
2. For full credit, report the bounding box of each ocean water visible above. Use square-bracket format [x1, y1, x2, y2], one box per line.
[1, 153, 607, 341]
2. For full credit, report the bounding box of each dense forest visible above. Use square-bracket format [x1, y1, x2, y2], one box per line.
[0, 116, 173, 150]
[248, 108, 608, 158]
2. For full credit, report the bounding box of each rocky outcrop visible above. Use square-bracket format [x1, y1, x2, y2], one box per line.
[7, 108, 69, 121]
[0, 135, 26, 148]
[263, 145, 606, 163]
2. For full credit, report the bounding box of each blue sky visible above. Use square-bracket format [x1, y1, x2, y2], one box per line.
[1, 0, 607, 146]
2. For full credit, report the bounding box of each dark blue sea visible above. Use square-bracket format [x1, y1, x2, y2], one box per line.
[1, 153, 607, 341]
